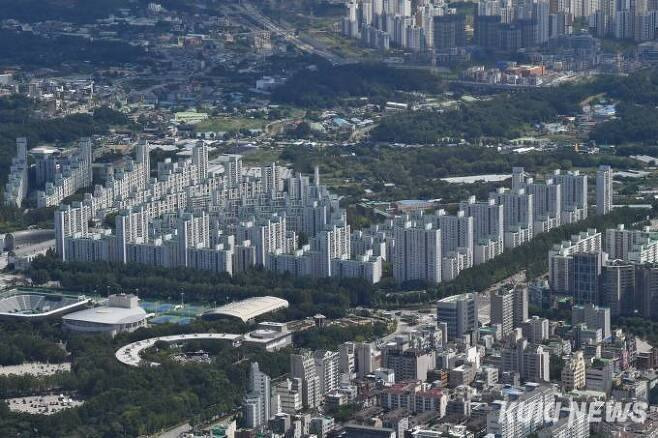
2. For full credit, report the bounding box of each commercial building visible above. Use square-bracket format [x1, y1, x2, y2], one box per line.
[437, 293, 479, 342]
[561, 351, 586, 391]
[572, 252, 605, 305]
[548, 229, 602, 293]
[273, 379, 303, 414]
[486, 384, 558, 438]
[572, 304, 611, 340]
[520, 316, 549, 344]
[501, 338, 550, 382]
[586, 359, 614, 394]
[601, 260, 636, 316]
[490, 288, 514, 337]
[382, 346, 435, 382]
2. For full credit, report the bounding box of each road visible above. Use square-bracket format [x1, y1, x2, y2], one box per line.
[156, 423, 192, 438]
[239, 2, 346, 65]
[116, 333, 242, 367]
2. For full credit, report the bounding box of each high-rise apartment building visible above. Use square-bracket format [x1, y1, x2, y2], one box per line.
[605, 224, 658, 264]
[290, 351, 322, 410]
[392, 220, 442, 284]
[596, 165, 613, 215]
[552, 170, 588, 222]
[490, 187, 534, 246]
[314, 350, 340, 395]
[459, 196, 504, 264]
[243, 362, 271, 429]
[4, 138, 29, 208]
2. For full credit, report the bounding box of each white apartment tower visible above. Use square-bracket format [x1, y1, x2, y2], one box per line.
[243, 362, 271, 429]
[596, 165, 613, 215]
[313, 350, 340, 395]
[491, 187, 534, 235]
[553, 170, 588, 222]
[459, 196, 504, 263]
[435, 209, 474, 260]
[290, 351, 321, 410]
[192, 142, 208, 181]
[4, 137, 29, 208]
[393, 220, 442, 284]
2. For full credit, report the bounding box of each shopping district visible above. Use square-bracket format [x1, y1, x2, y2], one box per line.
[1, 132, 658, 438]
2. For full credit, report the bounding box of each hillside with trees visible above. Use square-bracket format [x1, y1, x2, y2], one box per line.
[371, 76, 620, 143]
[271, 62, 445, 107]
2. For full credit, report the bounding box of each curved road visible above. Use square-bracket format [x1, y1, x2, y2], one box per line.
[115, 333, 242, 367]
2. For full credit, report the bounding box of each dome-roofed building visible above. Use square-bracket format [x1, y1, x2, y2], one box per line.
[202, 296, 289, 323]
[63, 294, 147, 336]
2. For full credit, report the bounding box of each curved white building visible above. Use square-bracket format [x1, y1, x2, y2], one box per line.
[63, 294, 147, 336]
[202, 296, 289, 323]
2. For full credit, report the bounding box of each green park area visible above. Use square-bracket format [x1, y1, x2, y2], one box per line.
[195, 116, 267, 134]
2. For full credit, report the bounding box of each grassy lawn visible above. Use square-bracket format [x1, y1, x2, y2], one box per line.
[242, 147, 283, 165]
[195, 117, 267, 133]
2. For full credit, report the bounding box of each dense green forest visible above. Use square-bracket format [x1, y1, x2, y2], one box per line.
[615, 317, 658, 346]
[590, 103, 658, 144]
[0, 206, 56, 234]
[0, 30, 146, 68]
[0, 319, 290, 437]
[371, 68, 658, 145]
[588, 69, 658, 144]
[0, 331, 67, 366]
[0, 0, 133, 23]
[0, 0, 203, 22]
[271, 63, 445, 107]
[371, 76, 620, 143]
[294, 322, 390, 350]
